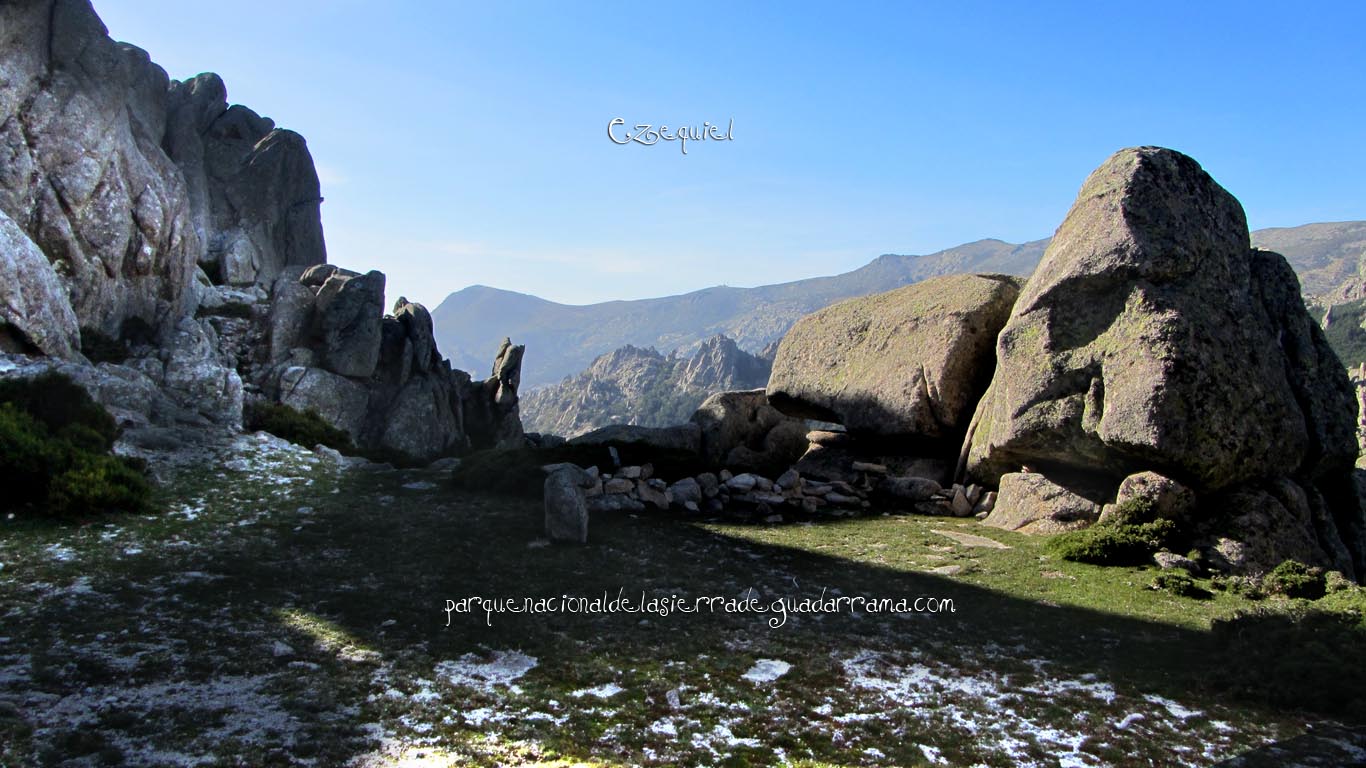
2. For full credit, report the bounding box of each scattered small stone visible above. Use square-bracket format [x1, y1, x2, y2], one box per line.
[851, 461, 888, 474]
[933, 529, 1011, 549]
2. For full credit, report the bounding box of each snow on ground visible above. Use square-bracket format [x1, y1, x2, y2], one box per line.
[838, 648, 1251, 768]
[434, 650, 538, 695]
[569, 682, 625, 699]
[741, 658, 791, 684]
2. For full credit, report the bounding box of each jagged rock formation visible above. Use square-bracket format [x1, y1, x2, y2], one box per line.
[164, 73, 326, 287]
[520, 335, 770, 437]
[963, 147, 1363, 577]
[262, 270, 525, 460]
[0, 0, 521, 458]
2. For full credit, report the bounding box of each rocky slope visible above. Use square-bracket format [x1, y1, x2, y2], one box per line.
[520, 335, 770, 437]
[0, 0, 520, 461]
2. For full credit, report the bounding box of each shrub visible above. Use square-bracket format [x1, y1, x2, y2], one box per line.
[1149, 571, 1207, 599]
[0, 374, 151, 519]
[1046, 519, 1177, 566]
[0, 372, 118, 450]
[245, 401, 354, 453]
[1264, 560, 1327, 600]
[1107, 496, 1157, 525]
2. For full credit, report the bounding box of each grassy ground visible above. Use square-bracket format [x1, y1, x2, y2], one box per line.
[0, 432, 1363, 767]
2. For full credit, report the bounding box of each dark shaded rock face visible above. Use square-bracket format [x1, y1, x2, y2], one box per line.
[265, 275, 525, 461]
[164, 73, 326, 287]
[690, 389, 807, 476]
[964, 146, 1364, 577]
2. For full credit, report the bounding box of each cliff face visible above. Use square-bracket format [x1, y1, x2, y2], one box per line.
[0, 0, 520, 460]
[0, 0, 200, 347]
[520, 335, 771, 437]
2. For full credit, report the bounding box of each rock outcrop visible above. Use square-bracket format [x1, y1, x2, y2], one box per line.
[265, 275, 525, 460]
[164, 72, 326, 287]
[690, 389, 808, 476]
[0, 209, 80, 357]
[963, 147, 1364, 577]
[0, 0, 199, 340]
[0, 0, 523, 460]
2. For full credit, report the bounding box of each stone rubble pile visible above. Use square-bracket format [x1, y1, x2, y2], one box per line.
[542, 456, 998, 543]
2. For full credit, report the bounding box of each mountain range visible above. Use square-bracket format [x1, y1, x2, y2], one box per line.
[432, 222, 1366, 389]
[519, 335, 772, 436]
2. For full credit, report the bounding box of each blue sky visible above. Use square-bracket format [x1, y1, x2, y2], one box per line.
[96, 1, 1366, 309]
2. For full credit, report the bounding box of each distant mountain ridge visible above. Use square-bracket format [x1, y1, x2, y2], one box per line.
[519, 335, 771, 437]
[432, 222, 1366, 388]
[433, 238, 1048, 387]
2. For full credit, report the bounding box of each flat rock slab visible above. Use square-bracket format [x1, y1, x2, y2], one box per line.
[926, 564, 965, 576]
[933, 529, 1011, 549]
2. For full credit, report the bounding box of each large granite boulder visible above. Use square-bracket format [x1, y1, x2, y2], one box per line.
[313, 269, 384, 378]
[964, 147, 1358, 491]
[0, 0, 199, 339]
[983, 472, 1102, 535]
[768, 273, 1021, 441]
[0, 209, 80, 358]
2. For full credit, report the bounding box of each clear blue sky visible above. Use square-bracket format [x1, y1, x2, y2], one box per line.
[95, 1, 1366, 309]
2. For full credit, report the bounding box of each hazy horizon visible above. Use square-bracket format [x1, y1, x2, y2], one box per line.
[94, 1, 1366, 309]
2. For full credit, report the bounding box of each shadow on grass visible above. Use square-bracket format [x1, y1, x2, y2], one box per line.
[8, 470, 1366, 766]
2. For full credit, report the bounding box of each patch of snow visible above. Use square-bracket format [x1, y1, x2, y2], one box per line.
[44, 543, 75, 562]
[435, 650, 538, 695]
[741, 658, 791, 684]
[1143, 694, 1202, 719]
[570, 682, 624, 699]
[1116, 712, 1145, 730]
[402, 481, 436, 491]
[650, 718, 680, 737]
[919, 744, 947, 764]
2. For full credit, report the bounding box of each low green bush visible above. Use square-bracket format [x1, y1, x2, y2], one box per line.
[245, 401, 354, 453]
[1149, 571, 1207, 599]
[0, 373, 151, 519]
[1264, 560, 1327, 600]
[1047, 519, 1177, 566]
